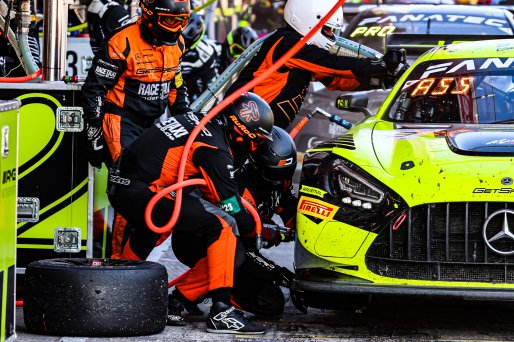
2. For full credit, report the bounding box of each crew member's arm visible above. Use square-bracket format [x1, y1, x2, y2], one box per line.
[277, 35, 390, 90]
[275, 182, 298, 229]
[193, 146, 255, 236]
[81, 38, 126, 167]
[200, 40, 221, 92]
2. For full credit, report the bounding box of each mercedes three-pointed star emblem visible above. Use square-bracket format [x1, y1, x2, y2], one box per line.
[483, 209, 514, 256]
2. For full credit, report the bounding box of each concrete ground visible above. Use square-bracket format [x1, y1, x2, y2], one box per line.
[14, 242, 514, 342]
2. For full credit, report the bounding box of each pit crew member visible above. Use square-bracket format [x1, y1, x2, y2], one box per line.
[218, 26, 259, 74]
[107, 92, 274, 334]
[181, 12, 221, 100]
[224, 0, 407, 129]
[168, 126, 298, 322]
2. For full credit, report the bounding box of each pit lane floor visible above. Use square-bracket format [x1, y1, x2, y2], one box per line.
[14, 242, 514, 342]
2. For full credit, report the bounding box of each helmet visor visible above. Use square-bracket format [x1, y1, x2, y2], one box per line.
[157, 13, 190, 33]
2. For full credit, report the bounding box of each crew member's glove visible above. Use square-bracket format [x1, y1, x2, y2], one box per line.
[381, 49, 409, 88]
[261, 225, 282, 249]
[86, 121, 106, 168]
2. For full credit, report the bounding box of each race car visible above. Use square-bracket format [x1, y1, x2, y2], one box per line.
[293, 38, 514, 309]
[295, 4, 514, 155]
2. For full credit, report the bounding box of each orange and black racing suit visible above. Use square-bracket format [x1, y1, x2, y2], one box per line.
[172, 164, 298, 316]
[81, 19, 190, 258]
[224, 26, 387, 129]
[108, 112, 255, 303]
[81, 18, 190, 166]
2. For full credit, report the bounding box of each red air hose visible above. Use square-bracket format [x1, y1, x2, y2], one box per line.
[145, 178, 262, 234]
[0, 69, 42, 82]
[144, 0, 347, 235]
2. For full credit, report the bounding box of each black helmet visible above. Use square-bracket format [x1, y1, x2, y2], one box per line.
[225, 92, 274, 156]
[227, 26, 258, 59]
[140, 0, 191, 46]
[182, 13, 204, 48]
[249, 127, 297, 185]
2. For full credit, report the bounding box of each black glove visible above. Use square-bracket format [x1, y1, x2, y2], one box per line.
[86, 122, 106, 168]
[291, 290, 308, 314]
[381, 49, 409, 88]
[382, 49, 403, 74]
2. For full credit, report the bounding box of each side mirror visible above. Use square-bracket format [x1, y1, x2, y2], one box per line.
[336, 93, 373, 118]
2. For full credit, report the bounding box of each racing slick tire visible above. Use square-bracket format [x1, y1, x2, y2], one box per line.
[23, 258, 168, 337]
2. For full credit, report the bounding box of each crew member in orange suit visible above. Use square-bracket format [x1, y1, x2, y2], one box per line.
[107, 92, 274, 334]
[224, 0, 407, 129]
[81, 0, 191, 258]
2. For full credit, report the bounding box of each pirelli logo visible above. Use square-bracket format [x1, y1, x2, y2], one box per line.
[298, 196, 338, 220]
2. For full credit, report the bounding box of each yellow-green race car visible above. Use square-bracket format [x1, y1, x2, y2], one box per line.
[293, 38, 514, 310]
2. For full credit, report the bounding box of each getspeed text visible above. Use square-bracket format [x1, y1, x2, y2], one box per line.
[473, 188, 514, 194]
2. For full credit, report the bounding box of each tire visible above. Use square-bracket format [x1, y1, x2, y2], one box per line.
[23, 258, 168, 337]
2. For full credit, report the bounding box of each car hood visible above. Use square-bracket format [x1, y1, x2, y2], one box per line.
[365, 122, 514, 205]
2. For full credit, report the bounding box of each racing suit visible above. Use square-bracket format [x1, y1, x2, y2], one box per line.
[81, 18, 190, 167]
[108, 112, 255, 304]
[81, 19, 191, 259]
[224, 26, 390, 129]
[181, 38, 221, 100]
[87, 0, 132, 55]
[171, 163, 298, 316]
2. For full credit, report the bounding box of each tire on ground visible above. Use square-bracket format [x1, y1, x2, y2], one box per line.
[23, 258, 168, 337]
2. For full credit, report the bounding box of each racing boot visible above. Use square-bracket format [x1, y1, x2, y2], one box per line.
[167, 294, 186, 326]
[206, 302, 265, 334]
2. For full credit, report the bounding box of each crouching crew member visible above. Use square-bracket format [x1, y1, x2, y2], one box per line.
[107, 92, 274, 335]
[168, 127, 299, 321]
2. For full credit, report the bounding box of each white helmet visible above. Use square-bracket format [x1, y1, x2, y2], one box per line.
[284, 0, 344, 51]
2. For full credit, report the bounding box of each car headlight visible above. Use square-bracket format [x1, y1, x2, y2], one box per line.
[300, 153, 407, 232]
[331, 159, 385, 209]
[329, 159, 386, 211]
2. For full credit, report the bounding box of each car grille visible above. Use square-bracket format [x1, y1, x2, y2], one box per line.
[366, 202, 514, 283]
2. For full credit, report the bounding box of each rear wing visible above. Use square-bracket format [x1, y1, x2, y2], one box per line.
[386, 33, 514, 54]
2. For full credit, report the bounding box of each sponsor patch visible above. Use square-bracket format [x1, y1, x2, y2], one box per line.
[298, 196, 338, 220]
[300, 185, 326, 198]
[95, 65, 117, 79]
[156, 117, 188, 141]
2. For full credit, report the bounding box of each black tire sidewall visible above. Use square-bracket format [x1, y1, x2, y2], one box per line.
[23, 258, 168, 337]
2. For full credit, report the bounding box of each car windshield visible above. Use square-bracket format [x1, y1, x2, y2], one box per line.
[386, 58, 514, 124]
[344, 10, 513, 53]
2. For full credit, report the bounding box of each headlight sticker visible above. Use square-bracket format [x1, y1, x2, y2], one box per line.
[298, 196, 338, 220]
